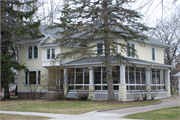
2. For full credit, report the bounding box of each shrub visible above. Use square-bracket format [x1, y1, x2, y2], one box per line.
[76, 90, 89, 100]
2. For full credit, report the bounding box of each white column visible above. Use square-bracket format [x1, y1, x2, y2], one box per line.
[119, 65, 127, 101]
[89, 67, 95, 100]
[145, 67, 151, 99]
[120, 65, 125, 84]
[63, 68, 68, 97]
[89, 67, 94, 85]
[165, 69, 171, 97]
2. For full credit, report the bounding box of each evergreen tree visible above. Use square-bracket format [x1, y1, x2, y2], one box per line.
[1, 0, 40, 99]
[49, 0, 149, 100]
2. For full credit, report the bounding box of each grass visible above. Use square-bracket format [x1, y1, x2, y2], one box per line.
[10, 96, 18, 98]
[1, 100, 33, 105]
[0, 114, 52, 120]
[174, 92, 179, 95]
[122, 106, 180, 119]
[1, 100, 160, 115]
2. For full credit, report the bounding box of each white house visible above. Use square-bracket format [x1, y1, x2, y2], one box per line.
[17, 25, 172, 101]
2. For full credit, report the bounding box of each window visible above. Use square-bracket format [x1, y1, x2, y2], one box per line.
[28, 46, 38, 59]
[151, 69, 165, 91]
[47, 48, 55, 59]
[67, 68, 89, 90]
[126, 67, 146, 91]
[127, 43, 135, 57]
[97, 43, 103, 54]
[25, 70, 41, 85]
[94, 66, 120, 90]
[152, 48, 155, 60]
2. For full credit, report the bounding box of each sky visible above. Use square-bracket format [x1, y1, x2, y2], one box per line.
[37, 0, 180, 27]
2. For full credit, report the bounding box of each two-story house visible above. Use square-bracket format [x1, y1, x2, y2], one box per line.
[17, 25, 172, 101]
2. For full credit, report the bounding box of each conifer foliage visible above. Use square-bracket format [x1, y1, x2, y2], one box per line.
[50, 0, 149, 100]
[1, 0, 40, 99]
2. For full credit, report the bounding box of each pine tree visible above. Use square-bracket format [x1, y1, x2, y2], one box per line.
[1, 0, 40, 99]
[49, 0, 149, 100]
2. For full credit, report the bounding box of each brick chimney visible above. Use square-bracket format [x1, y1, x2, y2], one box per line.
[176, 54, 180, 72]
[77, 21, 83, 29]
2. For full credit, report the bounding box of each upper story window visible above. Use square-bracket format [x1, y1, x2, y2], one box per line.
[25, 70, 41, 85]
[152, 48, 155, 61]
[47, 48, 55, 59]
[127, 43, 135, 57]
[97, 43, 103, 54]
[28, 46, 38, 59]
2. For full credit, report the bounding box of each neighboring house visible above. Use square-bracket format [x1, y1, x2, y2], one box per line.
[17, 25, 172, 101]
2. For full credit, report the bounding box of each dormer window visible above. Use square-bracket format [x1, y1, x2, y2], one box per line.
[97, 43, 103, 54]
[127, 43, 135, 57]
[47, 48, 55, 59]
[28, 46, 38, 59]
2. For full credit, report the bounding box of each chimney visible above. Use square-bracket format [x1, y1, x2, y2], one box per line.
[176, 54, 180, 72]
[77, 21, 83, 29]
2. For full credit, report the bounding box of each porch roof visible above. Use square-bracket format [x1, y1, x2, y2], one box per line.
[63, 55, 173, 68]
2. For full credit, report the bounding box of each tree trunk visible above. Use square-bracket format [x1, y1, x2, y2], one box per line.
[103, 1, 115, 101]
[4, 78, 10, 99]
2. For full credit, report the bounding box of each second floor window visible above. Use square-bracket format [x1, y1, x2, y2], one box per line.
[152, 48, 155, 60]
[97, 43, 103, 54]
[28, 46, 38, 59]
[127, 43, 135, 57]
[47, 48, 55, 59]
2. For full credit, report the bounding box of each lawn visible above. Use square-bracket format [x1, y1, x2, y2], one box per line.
[1, 100, 160, 115]
[123, 106, 180, 119]
[0, 114, 52, 120]
[0, 99, 33, 105]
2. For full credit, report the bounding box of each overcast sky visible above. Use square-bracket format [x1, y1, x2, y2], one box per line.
[37, 0, 180, 27]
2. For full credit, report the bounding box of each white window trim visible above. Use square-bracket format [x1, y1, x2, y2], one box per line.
[126, 42, 136, 58]
[27, 46, 39, 60]
[24, 70, 41, 85]
[46, 48, 56, 60]
[152, 47, 156, 61]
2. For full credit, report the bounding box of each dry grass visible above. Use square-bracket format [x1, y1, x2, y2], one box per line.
[0, 100, 34, 105]
[1, 100, 160, 115]
[0, 114, 52, 120]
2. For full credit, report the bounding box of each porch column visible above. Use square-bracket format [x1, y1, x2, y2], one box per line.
[145, 67, 151, 99]
[119, 65, 127, 101]
[165, 69, 171, 97]
[89, 67, 95, 100]
[63, 68, 68, 97]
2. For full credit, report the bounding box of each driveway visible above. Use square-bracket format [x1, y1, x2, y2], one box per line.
[0, 95, 179, 120]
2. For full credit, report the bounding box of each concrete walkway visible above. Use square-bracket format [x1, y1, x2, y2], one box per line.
[0, 95, 179, 120]
[103, 95, 180, 117]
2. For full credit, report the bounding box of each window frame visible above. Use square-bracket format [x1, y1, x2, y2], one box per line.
[46, 48, 56, 60]
[24, 70, 41, 85]
[27, 46, 38, 60]
[97, 42, 103, 55]
[127, 42, 135, 58]
[152, 48, 155, 61]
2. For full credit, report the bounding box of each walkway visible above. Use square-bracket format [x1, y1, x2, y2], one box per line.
[0, 95, 179, 120]
[103, 95, 180, 117]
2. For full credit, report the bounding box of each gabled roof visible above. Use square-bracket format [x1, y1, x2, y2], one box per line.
[39, 25, 170, 48]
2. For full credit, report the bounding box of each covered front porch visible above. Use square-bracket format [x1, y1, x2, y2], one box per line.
[60, 56, 172, 101]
